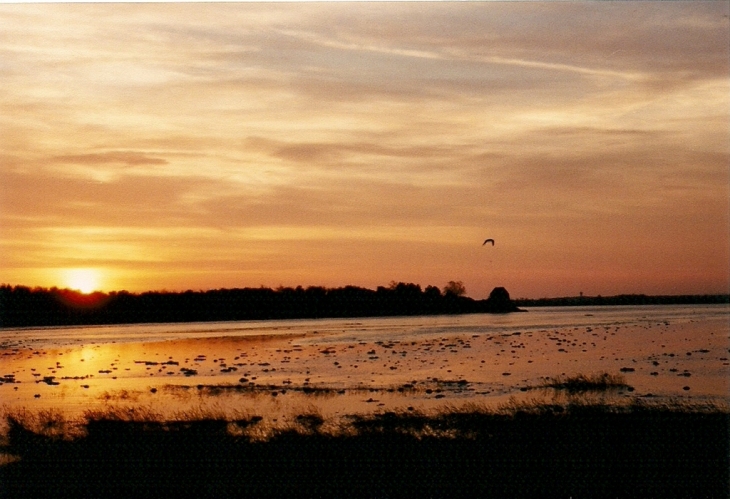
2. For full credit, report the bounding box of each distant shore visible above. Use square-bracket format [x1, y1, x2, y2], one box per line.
[2, 283, 727, 329]
[514, 293, 730, 307]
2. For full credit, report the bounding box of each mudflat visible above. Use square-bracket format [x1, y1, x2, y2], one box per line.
[1, 309, 728, 422]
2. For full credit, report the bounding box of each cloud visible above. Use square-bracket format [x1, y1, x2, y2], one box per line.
[0, 2, 727, 295]
[53, 152, 169, 167]
[0, 167, 209, 228]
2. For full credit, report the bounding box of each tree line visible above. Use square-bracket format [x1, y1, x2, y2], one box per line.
[5, 283, 720, 329]
[513, 294, 729, 307]
[0, 283, 520, 328]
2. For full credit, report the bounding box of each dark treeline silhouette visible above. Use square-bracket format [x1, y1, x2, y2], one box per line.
[0, 283, 521, 328]
[514, 293, 730, 307]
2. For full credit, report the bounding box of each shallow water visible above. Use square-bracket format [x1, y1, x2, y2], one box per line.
[1, 304, 728, 425]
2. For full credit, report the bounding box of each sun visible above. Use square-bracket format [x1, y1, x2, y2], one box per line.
[64, 268, 102, 294]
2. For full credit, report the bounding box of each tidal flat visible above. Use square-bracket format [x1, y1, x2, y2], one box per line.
[1, 305, 728, 496]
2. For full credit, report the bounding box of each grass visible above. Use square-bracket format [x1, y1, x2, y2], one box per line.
[1, 374, 728, 499]
[162, 381, 425, 398]
[1, 397, 728, 498]
[1, 408, 79, 441]
[535, 372, 632, 393]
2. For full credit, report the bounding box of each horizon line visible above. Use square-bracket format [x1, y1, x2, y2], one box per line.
[2, 282, 728, 302]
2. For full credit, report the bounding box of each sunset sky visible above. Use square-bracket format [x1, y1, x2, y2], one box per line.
[1, 2, 728, 299]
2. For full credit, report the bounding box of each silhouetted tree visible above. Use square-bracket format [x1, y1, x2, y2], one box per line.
[443, 280, 466, 297]
[6, 282, 722, 328]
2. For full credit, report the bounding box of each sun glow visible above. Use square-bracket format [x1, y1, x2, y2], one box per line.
[64, 268, 102, 294]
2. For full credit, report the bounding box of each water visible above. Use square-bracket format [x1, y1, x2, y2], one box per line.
[1, 304, 727, 422]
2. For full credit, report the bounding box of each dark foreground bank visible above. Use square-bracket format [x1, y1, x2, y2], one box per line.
[1, 404, 728, 499]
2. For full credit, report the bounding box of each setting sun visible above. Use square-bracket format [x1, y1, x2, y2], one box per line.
[64, 269, 101, 294]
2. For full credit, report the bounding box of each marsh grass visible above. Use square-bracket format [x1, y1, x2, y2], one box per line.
[536, 372, 631, 393]
[2, 408, 81, 441]
[0, 452, 20, 467]
[162, 381, 443, 399]
[98, 389, 142, 403]
[84, 405, 163, 423]
[291, 406, 325, 433]
[2, 393, 727, 443]
[341, 396, 730, 440]
[2, 397, 728, 498]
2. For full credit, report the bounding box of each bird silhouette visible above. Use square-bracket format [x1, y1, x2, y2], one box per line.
[483, 239, 495, 246]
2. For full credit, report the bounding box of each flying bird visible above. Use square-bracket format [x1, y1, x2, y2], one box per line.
[482, 239, 495, 246]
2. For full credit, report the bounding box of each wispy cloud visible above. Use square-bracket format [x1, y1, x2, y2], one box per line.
[53, 152, 168, 166]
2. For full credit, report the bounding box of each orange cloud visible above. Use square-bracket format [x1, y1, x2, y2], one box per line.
[53, 152, 169, 167]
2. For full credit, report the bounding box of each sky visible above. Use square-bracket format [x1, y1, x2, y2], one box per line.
[1, 2, 729, 299]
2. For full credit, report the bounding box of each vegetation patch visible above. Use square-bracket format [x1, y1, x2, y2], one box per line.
[0, 400, 728, 498]
[536, 372, 631, 393]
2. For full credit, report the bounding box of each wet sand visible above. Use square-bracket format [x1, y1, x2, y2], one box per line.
[1, 311, 728, 425]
